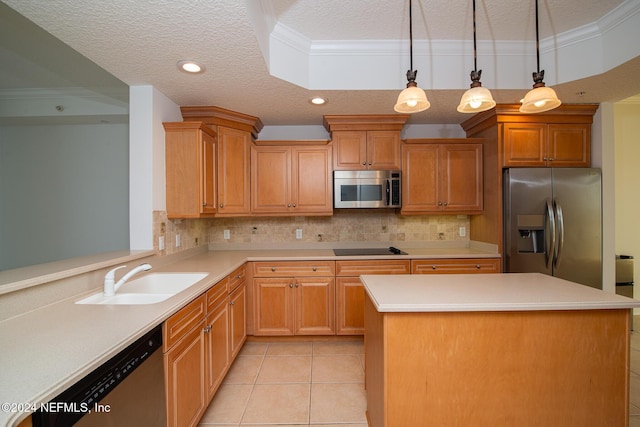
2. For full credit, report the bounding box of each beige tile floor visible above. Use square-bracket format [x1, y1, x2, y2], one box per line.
[198, 339, 368, 427]
[200, 318, 640, 426]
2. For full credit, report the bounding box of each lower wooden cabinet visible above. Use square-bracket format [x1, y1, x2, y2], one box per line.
[335, 260, 411, 335]
[164, 267, 248, 427]
[412, 258, 500, 274]
[204, 296, 229, 402]
[229, 281, 247, 358]
[163, 295, 207, 427]
[252, 261, 336, 336]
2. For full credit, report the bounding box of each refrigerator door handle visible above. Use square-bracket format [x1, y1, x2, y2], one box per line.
[554, 198, 565, 268]
[545, 198, 556, 269]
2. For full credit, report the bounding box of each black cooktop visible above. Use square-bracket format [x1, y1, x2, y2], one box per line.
[333, 246, 407, 256]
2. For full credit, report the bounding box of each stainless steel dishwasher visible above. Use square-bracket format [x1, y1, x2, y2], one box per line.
[33, 325, 166, 427]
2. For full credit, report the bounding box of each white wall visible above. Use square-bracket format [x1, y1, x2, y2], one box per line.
[614, 99, 640, 296]
[129, 86, 181, 250]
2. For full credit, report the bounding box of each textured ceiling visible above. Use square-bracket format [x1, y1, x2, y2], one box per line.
[1, 0, 639, 127]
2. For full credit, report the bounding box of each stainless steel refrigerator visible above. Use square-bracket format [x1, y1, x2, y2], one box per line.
[503, 168, 602, 289]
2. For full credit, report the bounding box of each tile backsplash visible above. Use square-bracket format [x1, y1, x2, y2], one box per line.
[154, 210, 470, 255]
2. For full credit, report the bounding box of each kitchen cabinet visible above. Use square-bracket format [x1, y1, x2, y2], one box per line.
[252, 261, 336, 335]
[411, 258, 500, 274]
[204, 278, 229, 403]
[228, 264, 247, 359]
[335, 260, 410, 335]
[164, 265, 248, 427]
[323, 114, 410, 171]
[163, 294, 207, 427]
[331, 130, 402, 170]
[251, 143, 333, 215]
[181, 105, 264, 217]
[164, 122, 217, 219]
[401, 139, 483, 214]
[216, 126, 251, 215]
[503, 123, 590, 167]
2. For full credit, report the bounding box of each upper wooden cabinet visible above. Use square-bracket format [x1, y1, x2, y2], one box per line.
[503, 122, 590, 167]
[401, 139, 483, 214]
[181, 106, 263, 216]
[251, 142, 333, 215]
[164, 122, 217, 219]
[323, 115, 410, 170]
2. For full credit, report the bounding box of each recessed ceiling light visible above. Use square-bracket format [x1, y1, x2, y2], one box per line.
[177, 60, 205, 74]
[310, 97, 327, 105]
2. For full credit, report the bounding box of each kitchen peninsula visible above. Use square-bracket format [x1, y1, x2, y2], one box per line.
[362, 273, 640, 427]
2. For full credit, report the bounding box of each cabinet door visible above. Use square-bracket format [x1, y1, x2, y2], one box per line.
[201, 132, 217, 214]
[333, 131, 367, 170]
[441, 143, 483, 212]
[367, 131, 401, 170]
[165, 322, 206, 427]
[165, 123, 217, 218]
[217, 126, 251, 215]
[503, 123, 546, 167]
[336, 277, 365, 335]
[253, 278, 295, 335]
[547, 124, 590, 167]
[291, 146, 333, 214]
[401, 143, 440, 213]
[251, 146, 291, 213]
[229, 282, 247, 359]
[295, 277, 335, 335]
[204, 299, 229, 402]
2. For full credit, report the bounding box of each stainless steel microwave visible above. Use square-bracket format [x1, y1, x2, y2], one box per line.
[333, 170, 401, 208]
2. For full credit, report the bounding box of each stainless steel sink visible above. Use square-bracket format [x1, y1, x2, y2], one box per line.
[75, 272, 208, 305]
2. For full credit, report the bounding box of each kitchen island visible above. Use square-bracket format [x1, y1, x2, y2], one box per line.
[362, 273, 640, 427]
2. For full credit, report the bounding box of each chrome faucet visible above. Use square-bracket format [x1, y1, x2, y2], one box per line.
[103, 263, 152, 296]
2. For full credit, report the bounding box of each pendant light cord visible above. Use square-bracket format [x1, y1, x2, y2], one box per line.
[472, 0, 477, 72]
[409, 0, 414, 71]
[535, 0, 540, 74]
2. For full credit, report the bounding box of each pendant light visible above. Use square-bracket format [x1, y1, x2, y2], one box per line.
[394, 0, 430, 113]
[457, 0, 496, 113]
[519, 0, 561, 113]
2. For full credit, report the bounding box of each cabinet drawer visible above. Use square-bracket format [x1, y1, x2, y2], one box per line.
[412, 258, 500, 274]
[336, 260, 410, 276]
[163, 294, 207, 351]
[206, 277, 229, 312]
[229, 264, 247, 292]
[252, 261, 335, 277]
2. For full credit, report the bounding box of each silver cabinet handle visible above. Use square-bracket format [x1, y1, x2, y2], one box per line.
[362, 161, 366, 165]
[203, 325, 212, 333]
[292, 203, 296, 207]
[271, 267, 276, 272]
[476, 265, 481, 269]
[438, 201, 443, 206]
[312, 267, 317, 272]
[289, 283, 294, 288]
[443, 202, 448, 206]
[295, 283, 299, 288]
[236, 274, 242, 279]
[220, 203, 224, 208]
[287, 203, 292, 207]
[230, 300, 235, 306]
[432, 265, 437, 270]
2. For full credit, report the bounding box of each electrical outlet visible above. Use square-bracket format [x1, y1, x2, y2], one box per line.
[176, 234, 181, 247]
[459, 227, 466, 237]
[223, 229, 230, 240]
[296, 228, 303, 239]
[159, 236, 165, 250]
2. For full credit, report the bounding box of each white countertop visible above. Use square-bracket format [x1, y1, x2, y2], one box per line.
[0, 246, 498, 426]
[362, 273, 640, 312]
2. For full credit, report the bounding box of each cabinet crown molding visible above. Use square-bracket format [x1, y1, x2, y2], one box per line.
[163, 121, 217, 138]
[323, 114, 410, 132]
[180, 105, 264, 138]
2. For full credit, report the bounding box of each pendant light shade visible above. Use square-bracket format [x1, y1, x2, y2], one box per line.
[395, 72, 430, 113]
[394, 0, 430, 114]
[457, 0, 495, 113]
[519, 0, 561, 113]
